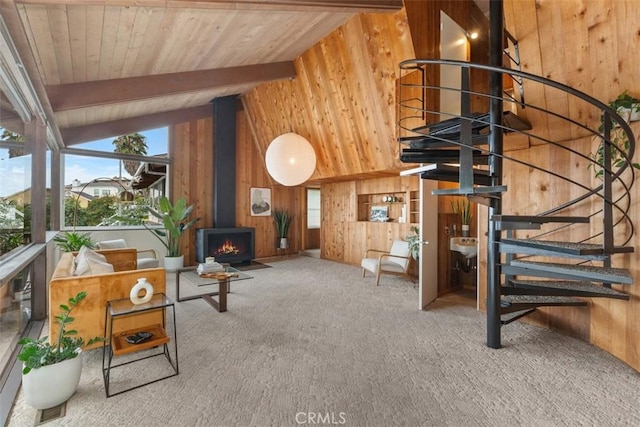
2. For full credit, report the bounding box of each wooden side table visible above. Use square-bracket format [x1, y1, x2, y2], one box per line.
[102, 293, 178, 397]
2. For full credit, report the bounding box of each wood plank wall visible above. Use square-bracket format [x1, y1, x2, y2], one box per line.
[241, 10, 415, 181]
[504, 0, 640, 144]
[170, 117, 213, 266]
[321, 175, 419, 267]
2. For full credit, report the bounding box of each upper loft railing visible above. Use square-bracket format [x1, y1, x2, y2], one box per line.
[503, 29, 525, 109]
[397, 59, 637, 250]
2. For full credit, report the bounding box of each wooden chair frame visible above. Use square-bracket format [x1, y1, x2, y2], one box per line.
[361, 242, 414, 286]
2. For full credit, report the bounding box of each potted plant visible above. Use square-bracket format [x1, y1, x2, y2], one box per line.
[53, 231, 95, 252]
[17, 291, 102, 410]
[589, 90, 640, 179]
[608, 90, 640, 122]
[272, 209, 294, 249]
[405, 226, 420, 260]
[145, 196, 200, 271]
[452, 199, 472, 237]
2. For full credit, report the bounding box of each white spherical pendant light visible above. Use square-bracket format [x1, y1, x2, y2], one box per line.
[265, 132, 316, 186]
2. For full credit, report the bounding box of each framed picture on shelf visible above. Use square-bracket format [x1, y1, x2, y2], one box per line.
[370, 205, 389, 222]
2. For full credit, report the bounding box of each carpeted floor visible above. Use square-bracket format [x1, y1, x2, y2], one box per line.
[8, 257, 640, 426]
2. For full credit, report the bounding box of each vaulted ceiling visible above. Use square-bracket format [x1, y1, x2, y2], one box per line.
[1, 0, 403, 146]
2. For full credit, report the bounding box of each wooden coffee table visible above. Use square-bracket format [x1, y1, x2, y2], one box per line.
[175, 265, 252, 312]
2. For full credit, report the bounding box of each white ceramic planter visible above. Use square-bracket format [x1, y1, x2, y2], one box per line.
[279, 238, 289, 249]
[163, 255, 184, 271]
[618, 104, 640, 122]
[22, 351, 83, 410]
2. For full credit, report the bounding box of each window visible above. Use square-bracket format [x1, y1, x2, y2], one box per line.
[62, 128, 169, 228]
[307, 188, 321, 229]
[0, 123, 30, 258]
[0, 78, 41, 416]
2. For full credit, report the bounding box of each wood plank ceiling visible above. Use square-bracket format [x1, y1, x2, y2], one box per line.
[3, 0, 403, 146]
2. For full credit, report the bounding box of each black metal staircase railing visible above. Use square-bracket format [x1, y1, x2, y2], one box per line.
[397, 58, 636, 348]
[503, 29, 525, 110]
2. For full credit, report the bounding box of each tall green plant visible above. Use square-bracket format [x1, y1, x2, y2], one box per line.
[17, 291, 102, 374]
[145, 197, 200, 257]
[451, 199, 472, 225]
[272, 209, 294, 238]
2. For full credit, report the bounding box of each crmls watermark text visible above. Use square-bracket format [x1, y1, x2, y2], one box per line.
[295, 412, 347, 425]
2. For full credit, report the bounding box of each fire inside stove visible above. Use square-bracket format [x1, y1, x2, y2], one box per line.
[196, 227, 255, 264]
[215, 239, 240, 255]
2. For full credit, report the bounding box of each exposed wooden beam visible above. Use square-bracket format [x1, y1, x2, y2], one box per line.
[47, 62, 296, 112]
[61, 104, 212, 146]
[15, 0, 403, 13]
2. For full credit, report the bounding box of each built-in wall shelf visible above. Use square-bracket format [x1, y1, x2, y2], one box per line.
[409, 190, 419, 224]
[357, 190, 417, 223]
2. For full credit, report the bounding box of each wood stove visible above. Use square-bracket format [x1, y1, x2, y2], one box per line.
[195, 227, 255, 265]
[195, 96, 255, 265]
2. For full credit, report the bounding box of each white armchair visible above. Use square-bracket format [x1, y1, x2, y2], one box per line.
[361, 239, 414, 286]
[96, 239, 159, 269]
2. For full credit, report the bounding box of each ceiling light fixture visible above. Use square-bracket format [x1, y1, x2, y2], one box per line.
[265, 132, 316, 186]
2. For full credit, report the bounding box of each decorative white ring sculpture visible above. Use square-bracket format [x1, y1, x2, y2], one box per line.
[130, 278, 154, 305]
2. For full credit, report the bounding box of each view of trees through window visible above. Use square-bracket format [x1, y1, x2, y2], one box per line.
[0, 127, 169, 257]
[0, 129, 41, 258]
[63, 128, 169, 229]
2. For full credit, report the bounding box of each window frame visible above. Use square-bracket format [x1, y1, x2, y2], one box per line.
[60, 147, 170, 230]
[306, 188, 321, 229]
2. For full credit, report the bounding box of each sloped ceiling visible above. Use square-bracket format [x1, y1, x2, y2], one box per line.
[2, 0, 403, 146]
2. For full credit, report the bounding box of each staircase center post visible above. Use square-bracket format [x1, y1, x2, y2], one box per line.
[487, 0, 505, 349]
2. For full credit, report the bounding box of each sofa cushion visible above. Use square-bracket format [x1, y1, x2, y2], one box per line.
[75, 246, 113, 276]
[78, 258, 114, 275]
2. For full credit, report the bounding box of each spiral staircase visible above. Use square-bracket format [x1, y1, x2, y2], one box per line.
[397, 27, 636, 348]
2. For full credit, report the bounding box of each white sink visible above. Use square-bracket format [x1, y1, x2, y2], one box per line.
[450, 237, 478, 258]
